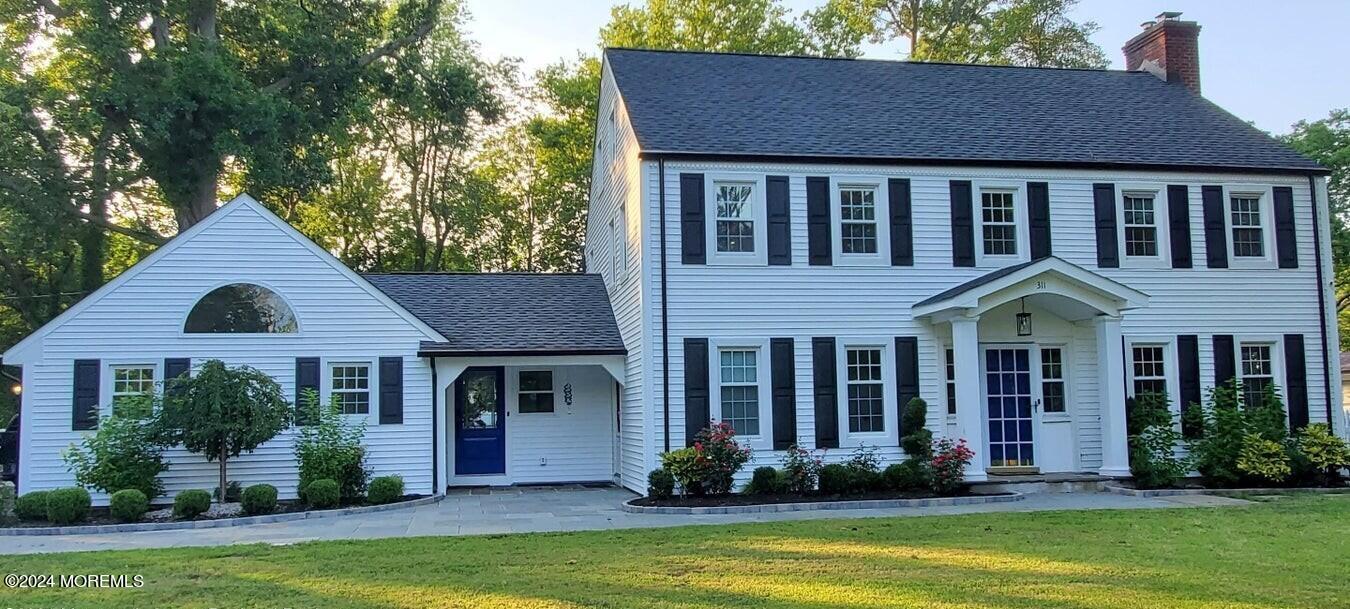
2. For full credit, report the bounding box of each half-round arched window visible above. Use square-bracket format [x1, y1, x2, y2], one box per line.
[184, 284, 298, 334]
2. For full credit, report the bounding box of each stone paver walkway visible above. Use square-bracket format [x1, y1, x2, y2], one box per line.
[1, 485, 1230, 555]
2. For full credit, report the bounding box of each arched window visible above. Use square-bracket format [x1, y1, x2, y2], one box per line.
[184, 284, 298, 334]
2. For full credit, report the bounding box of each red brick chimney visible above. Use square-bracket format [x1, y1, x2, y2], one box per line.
[1122, 12, 1202, 94]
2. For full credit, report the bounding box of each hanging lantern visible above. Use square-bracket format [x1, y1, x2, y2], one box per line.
[1016, 297, 1033, 336]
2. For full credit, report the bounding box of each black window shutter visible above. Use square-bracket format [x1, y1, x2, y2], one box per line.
[1027, 181, 1052, 260]
[164, 358, 190, 401]
[72, 359, 99, 431]
[1273, 186, 1298, 269]
[295, 357, 321, 425]
[766, 175, 792, 265]
[895, 337, 919, 441]
[683, 338, 710, 446]
[806, 176, 832, 266]
[770, 338, 796, 450]
[889, 178, 914, 266]
[949, 180, 975, 267]
[1167, 185, 1193, 269]
[1283, 334, 1308, 430]
[379, 356, 404, 425]
[811, 337, 839, 449]
[1177, 335, 1201, 437]
[679, 173, 705, 265]
[1212, 335, 1235, 387]
[1201, 185, 1228, 269]
[1092, 183, 1119, 268]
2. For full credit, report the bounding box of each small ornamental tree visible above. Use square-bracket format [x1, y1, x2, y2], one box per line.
[153, 360, 291, 499]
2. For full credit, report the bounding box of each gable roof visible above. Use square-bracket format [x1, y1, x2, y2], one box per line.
[1, 195, 446, 364]
[604, 48, 1325, 174]
[362, 273, 626, 356]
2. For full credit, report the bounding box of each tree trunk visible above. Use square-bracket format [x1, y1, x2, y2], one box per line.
[218, 443, 228, 504]
[176, 167, 220, 230]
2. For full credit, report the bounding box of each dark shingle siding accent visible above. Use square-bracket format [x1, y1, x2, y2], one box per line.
[605, 49, 1323, 173]
[363, 273, 625, 355]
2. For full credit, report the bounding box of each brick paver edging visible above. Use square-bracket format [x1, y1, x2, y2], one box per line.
[1105, 485, 1349, 498]
[621, 492, 1024, 515]
[0, 494, 443, 536]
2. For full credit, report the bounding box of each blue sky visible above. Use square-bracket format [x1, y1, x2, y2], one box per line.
[462, 0, 1349, 134]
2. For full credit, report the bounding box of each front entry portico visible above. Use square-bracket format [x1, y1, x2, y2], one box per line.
[914, 257, 1149, 482]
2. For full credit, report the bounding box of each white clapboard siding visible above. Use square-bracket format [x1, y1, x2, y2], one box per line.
[16, 201, 438, 503]
[504, 365, 616, 484]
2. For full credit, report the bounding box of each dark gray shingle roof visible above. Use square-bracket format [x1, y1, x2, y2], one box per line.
[605, 49, 1324, 173]
[912, 259, 1042, 308]
[363, 273, 625, 356]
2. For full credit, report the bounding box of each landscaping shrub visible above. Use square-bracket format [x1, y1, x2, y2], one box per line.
[743, 466, 786, 495]
[930, 438, 975, 495]
[659, 423, 751, 496]
[1292, 424, 1350, 487]
[240, 484, 278, 516]
[646, 468, 674, 499]
[173, 489, 212, 519]
[45, 487, 91, 525]
[295, 389, 369, 504]
[368, 475, 404, 505]
[109, 489, 149, 523]
[14, 490, 49, 521]
[62, 413, 168, 499]
[900, 398, 934, 461]
[1127, 391, 1188, 489]
[842, 445, 884, 494]
[304, 479, 340, 509]
[883, 460, 930, 491]
[0, 481, 14, 524]
[214, 481, 242, 503]
[1189, 380, 1296, 487]
[817, 464, 852, 496]
[1237, 434, 1291, 485]
[660, 447, 703, 496]
[780, 444, 823, 494]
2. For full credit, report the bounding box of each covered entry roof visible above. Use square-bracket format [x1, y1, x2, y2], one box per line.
[912, 257, 1149, 320]
[364, 273, 625, 357]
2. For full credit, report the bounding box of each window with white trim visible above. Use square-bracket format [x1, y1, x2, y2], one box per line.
[1039, 347, 1066, 413]
[111, 365, 155, 418]
[714, 181, 755, 253]
[1122, 193, 1159, 257]
[518, 370, 554, 414]
[330, 363, 370, 415]
[718, 349, 760, 436]
[1239, 343, 1274, 407]
[839, 186, 878, 254]
[846, 347, 885, 433]
[944, 347, 957, 416]
[1130, 345, 1168, 397]
[980, 190, 1017, 256]
[1230, 194, 1265, 258]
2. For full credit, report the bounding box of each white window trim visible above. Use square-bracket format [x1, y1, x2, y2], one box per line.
[830, 177, 891, 266]
[1222, 185, 1278, 270]
[1126, 336, 1180, 416]
[708, 338, 772, 449]
[516, 368, 557, 416]
[1038, 344, 1071, 422]
[1234, 336, 1285, 402]
[835, 339, 895, 446]
[705, 173, 768, 266]
[104, 361, 159, 418]
[973, 182, 1030, 267]
[1114, 183, 1171, 268]
[324, 359, 377, 421]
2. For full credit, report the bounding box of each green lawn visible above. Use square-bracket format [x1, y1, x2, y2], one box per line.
[2, 495, 1346, 608]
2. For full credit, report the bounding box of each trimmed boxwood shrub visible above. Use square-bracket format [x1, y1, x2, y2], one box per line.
[647, 468, 675, 499]
[15, 490, 50, 521]
[818, 464, 852, 496]
[743, 466, 786, 494]
[368, 475, 404, 505]
[240, 484, 278, 516]
[45, 487, 91, 525]
[109, 489, 149, 523]
[883, 461, 930, 491]
[304, 479, 340, 509]
[173, 489, 212, 519]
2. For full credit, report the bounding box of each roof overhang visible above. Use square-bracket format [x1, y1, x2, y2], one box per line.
[417, 345, 627, 358]
[912, 256, 1149, 322]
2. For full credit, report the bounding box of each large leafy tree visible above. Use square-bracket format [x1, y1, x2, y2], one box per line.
[1282, 109, 1350, 348]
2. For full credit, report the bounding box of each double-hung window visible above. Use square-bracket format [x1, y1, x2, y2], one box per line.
[111, 365, 155, 418]
[518, 370, 555, 414]
[1122, 193, 1159, 257]
[1039, 347, 1066, 414]
[839, 186, 878, 254]
[980, 190, 1018, 256]
[1130, 345, 1169, 397]
[330, 363, 371, 415]
[1239, 343, 1274, 407]
[846, 347, 885, 433]
[714, 181, 755, 253]
[718, 349, 759, 436]
[1229, 194, 1265, 259]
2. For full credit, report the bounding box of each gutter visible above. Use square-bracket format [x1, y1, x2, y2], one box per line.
[1309, 175, 1335, 432]
[430, 356, 439, 494]
[659, 158, 670, 453]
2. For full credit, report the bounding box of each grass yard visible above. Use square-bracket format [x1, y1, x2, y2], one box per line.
[1, 495, 1346, 609]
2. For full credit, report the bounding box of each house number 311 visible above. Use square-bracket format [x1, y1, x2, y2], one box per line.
[1035, 280, 1049, 290]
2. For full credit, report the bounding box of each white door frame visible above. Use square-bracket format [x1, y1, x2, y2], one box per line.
[980, 342, 1043, 469]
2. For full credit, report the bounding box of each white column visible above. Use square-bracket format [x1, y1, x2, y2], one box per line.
[951, 316, 987, 482]
[1095, 315, 1131, 477]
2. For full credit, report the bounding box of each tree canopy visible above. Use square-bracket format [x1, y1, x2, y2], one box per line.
[1282, 109, 1350, 347]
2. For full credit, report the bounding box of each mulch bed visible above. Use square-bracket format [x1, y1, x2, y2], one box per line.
[631, 489, 988, 508]
[2, 494, 426, 528]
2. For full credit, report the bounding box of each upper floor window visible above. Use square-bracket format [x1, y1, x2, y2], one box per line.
[718, 348, 760, 436]
[840, 186, 878, 254]
[846, 347, 885, 433]
[1230, 195, 1265, 258]
[330, 363, 371, 415]
[980, 190, 1018, 256]
[1122, 193, 1159, 257]
[714, 181, 755, 253]
[111, 365, 155, 418]
[185, 283, 297, 334]
[1239, 343, 1274, 407]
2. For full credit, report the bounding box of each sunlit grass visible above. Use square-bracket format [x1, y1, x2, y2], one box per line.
[1, 495, 1345, 608]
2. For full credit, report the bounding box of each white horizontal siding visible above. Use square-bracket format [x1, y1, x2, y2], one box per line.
[502, 366, 615, 484]
[19, 203, 435, 503]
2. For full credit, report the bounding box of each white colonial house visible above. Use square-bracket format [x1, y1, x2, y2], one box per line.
[2, 12, 1345, 502]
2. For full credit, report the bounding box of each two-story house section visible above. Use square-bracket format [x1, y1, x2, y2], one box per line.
[586, 12, 1343, 490]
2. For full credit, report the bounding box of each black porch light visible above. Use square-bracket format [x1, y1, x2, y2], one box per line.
[1016, 297, 1032, 337]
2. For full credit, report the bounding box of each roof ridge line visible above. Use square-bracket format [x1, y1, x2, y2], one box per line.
[603, 46, 1140, 75]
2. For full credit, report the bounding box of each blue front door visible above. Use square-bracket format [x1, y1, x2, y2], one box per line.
[455, 367, 506, 475]
[984, 347, 1035, 467]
